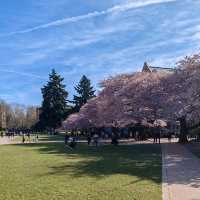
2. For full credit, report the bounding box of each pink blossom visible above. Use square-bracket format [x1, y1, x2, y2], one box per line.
[63, 53, 200, 130]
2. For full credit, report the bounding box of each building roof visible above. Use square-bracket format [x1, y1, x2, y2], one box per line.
[142, 62, 175, 73]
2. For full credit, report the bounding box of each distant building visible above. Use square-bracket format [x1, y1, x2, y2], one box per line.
[0, 106, 6, 129]
[36, 107, 42, 122]
[142, 62, 175, 73]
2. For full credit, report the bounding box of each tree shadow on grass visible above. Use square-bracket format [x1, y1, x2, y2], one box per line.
[13, 143, 162, 184]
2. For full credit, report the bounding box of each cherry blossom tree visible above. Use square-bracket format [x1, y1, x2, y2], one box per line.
[63, 53, 200, 143]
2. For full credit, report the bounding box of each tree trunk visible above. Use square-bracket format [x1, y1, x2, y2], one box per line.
[178, 116, 188, 143]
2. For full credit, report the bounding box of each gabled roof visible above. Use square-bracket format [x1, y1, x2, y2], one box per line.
[142, 62, 175, 73]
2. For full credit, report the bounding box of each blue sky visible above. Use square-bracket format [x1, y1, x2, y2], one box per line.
[0, 0, 200, 106]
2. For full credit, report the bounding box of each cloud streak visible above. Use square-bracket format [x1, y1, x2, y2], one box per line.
[0, 69, 46, 79]
[2, 0, 176, 37]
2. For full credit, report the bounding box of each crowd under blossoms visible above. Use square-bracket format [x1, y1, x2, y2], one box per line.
[62, 53, 200, 142]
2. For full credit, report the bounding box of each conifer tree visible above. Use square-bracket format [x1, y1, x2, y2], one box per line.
[73, 75, 95, 112]
[39, 69, 68, 131]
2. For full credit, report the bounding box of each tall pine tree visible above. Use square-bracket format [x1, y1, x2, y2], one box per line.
[73, 75, 95, 112]
[39, 69, 68, 131]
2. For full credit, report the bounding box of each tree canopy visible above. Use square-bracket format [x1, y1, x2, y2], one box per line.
[39, 69, 68, 130]
[0, 101, 38, 129]
[63, 53, 200, 143]
[73, 75, 95, 112]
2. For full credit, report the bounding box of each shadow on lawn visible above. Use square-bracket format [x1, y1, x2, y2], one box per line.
[13, 143, 162, 184]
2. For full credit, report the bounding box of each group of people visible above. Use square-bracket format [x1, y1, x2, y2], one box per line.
[22, 133, 39, 143]
[87, 134, 100, 146]
[0, 131, 15, 138]
[64, 126, 175, 148]
[0, 129, 40, 144]
[152, 128, 161, 144]
[64, 132, 119, 149]
[152, 130, 173, 144]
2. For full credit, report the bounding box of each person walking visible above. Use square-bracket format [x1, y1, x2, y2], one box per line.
[158, 131, 161, 144]
[111, 134, 119, 146]
[87, 134, 92, 146]
[153, 130, 157, 143]
[27, 133, 31, 142]
[22, 134, 25, 143]
[168, 132, 172, 143]
[93, 134, 99, 147]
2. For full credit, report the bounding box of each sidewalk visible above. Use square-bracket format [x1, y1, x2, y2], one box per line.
[0, 137, 11, 145]
[162, 143, 200, 200]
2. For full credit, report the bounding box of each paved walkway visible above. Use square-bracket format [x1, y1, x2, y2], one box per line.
[162, 143, 200, 200]
[0, 137, 11, 145]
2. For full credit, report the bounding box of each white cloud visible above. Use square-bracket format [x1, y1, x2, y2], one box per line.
[0, 69, 46, 79]
[2, 0, 176, 37]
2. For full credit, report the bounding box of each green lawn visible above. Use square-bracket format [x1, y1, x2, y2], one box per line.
[0, 141, 162, 200]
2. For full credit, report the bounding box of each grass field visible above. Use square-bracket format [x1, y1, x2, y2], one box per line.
[0, 140, 162, 200]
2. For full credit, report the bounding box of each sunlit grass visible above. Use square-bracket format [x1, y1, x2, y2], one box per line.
[0, 141, 162, 200]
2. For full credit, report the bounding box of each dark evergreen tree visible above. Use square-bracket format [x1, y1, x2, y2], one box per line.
[39, 69, 68, 131]
[73, 75, 95, 112]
